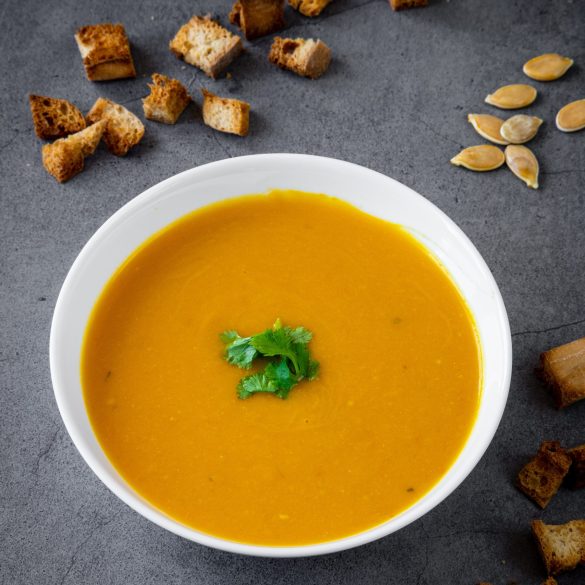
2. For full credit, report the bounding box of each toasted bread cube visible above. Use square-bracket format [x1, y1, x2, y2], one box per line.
[567, 444, 585, 489]
[169, 16, 243, 79]
[142, 74, 191, 125]
[532, 519, 585, 575]
[269, 37, 331, 79]
[75, 23, 136, 81]
[288, 0, 331, 16]
[42, 120, 106, 183]
[201, 89, 249, 136]
[229, 0, 285, 40]
[539, 337, 585, 408]
[389, 0, 428, 10]
[516, 441, 572, 508]
[87, 98, 145, 156]
[29, 95, 86, 139]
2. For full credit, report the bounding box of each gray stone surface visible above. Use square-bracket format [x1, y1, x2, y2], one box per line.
[1, 0, 584, 583]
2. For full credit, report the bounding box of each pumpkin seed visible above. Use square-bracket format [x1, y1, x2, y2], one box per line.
[505, 145, 539, 189]
[485, 84, 537, 109]
[556, 99, 585, 132]
[467, 114, 509, 145]
[523, 53, 573, 81]
[451, 145, 505, 172]
[500, 115, 543, 144]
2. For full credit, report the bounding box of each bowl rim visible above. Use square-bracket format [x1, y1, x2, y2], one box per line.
[50, 153, 512, 558]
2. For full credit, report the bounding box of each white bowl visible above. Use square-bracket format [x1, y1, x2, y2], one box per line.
[50, 154, 512, 558]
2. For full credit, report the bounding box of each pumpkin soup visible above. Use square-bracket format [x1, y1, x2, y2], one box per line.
[82, 190, 481, 546]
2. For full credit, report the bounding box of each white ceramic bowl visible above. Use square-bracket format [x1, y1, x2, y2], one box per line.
[50, 154, 512, 557]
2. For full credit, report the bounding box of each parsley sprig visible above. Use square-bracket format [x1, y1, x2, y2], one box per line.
[220, 319, 319, 399]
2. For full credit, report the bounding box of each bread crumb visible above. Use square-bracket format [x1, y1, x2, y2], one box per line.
[75, 23, 136, 81]
[169, 16, 243, 79]
[229, 0, 285, 40]
[143, 74, 191, 124]
[532, 519, 585, 575]
[567, 444, 585, 489]
[269, 37, 331, 79]
[42, 120, 106, 183]
[87, 98, 145, 156]
[516, 441, 572, 508]
[539, 337, 585, 408]
[29, 95, 86, 139]
[288, 0, 331, 17]
[201, 89, 250, 136]
[389, 0, 428, 10]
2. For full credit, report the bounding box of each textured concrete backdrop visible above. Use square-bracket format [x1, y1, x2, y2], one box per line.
[1, 0, 584, 583]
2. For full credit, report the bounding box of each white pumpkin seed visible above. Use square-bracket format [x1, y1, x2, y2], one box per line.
[467, 114, 509, 145]
[556, 99, 585, 132]
[451, 145, 505, 172]
[523, 53, 573, 81]
[505, 145, 539, 189]
[485, 84, 537, 109]
[500, 115, 543, 144]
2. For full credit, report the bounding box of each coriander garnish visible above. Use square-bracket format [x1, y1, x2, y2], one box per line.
[220, 319, 319, 400]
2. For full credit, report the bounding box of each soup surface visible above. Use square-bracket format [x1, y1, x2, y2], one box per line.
[82, 190, 481, 546]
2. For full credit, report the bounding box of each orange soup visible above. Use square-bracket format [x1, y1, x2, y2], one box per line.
[82, 190, 481, 546]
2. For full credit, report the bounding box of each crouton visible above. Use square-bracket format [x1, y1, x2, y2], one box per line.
[143, 74, 191, 125]
[539, 337, 585, 408]
[288, 0, 331, 17]
[169, 16, 243, 79]
[389, 0, 428, 10]
[87, 98, 145, 156]
[516, 441, 572, 508]
[532, 519, 585, 575]
[29, 95, 86, 139]
[42, 120, 106, 183]
[567, 444, 585, 489]
[201, 89, 249, 136]
[269, 37, 331, 79]
[229, 0, 285, 40]
[75, 23, 136, 81]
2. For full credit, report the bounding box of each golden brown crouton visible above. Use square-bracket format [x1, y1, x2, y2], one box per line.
[75, 23, 136, 81]
[288, 0, 331, 16]
[201, 89, 249, 136]
[142, 74, 191, 125]
[389, 0, 428, 10]
[532, 519, 585, 575]
[87, 98, 145, 156]
[229, 0, 285, 40]
[269, 37, 331, 79]
[169, 16, 243, 79]
[567, 444, 585, 489]
[539, 337, 585, 408]
[42, 120, 106, 183]
[29, 95, 86, 139]
[516, 441, 572, 508]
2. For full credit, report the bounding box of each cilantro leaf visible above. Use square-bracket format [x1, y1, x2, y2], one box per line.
[220, 319, 320, 400]
[288, 326, 312, 344]
[220, 331, 258, 369]
[307, 358, 320, 381]
[237, 372, 278, 399]
[265, 359, 296, 391]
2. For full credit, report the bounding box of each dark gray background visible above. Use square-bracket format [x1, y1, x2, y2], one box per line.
[1, 0, 584, 583]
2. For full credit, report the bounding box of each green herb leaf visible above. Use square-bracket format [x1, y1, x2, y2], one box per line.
[288, 327, 312, 344]
[220, 330, 258, 369]
[237, 372, 278, 399]
[220, 320, 320, 400]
